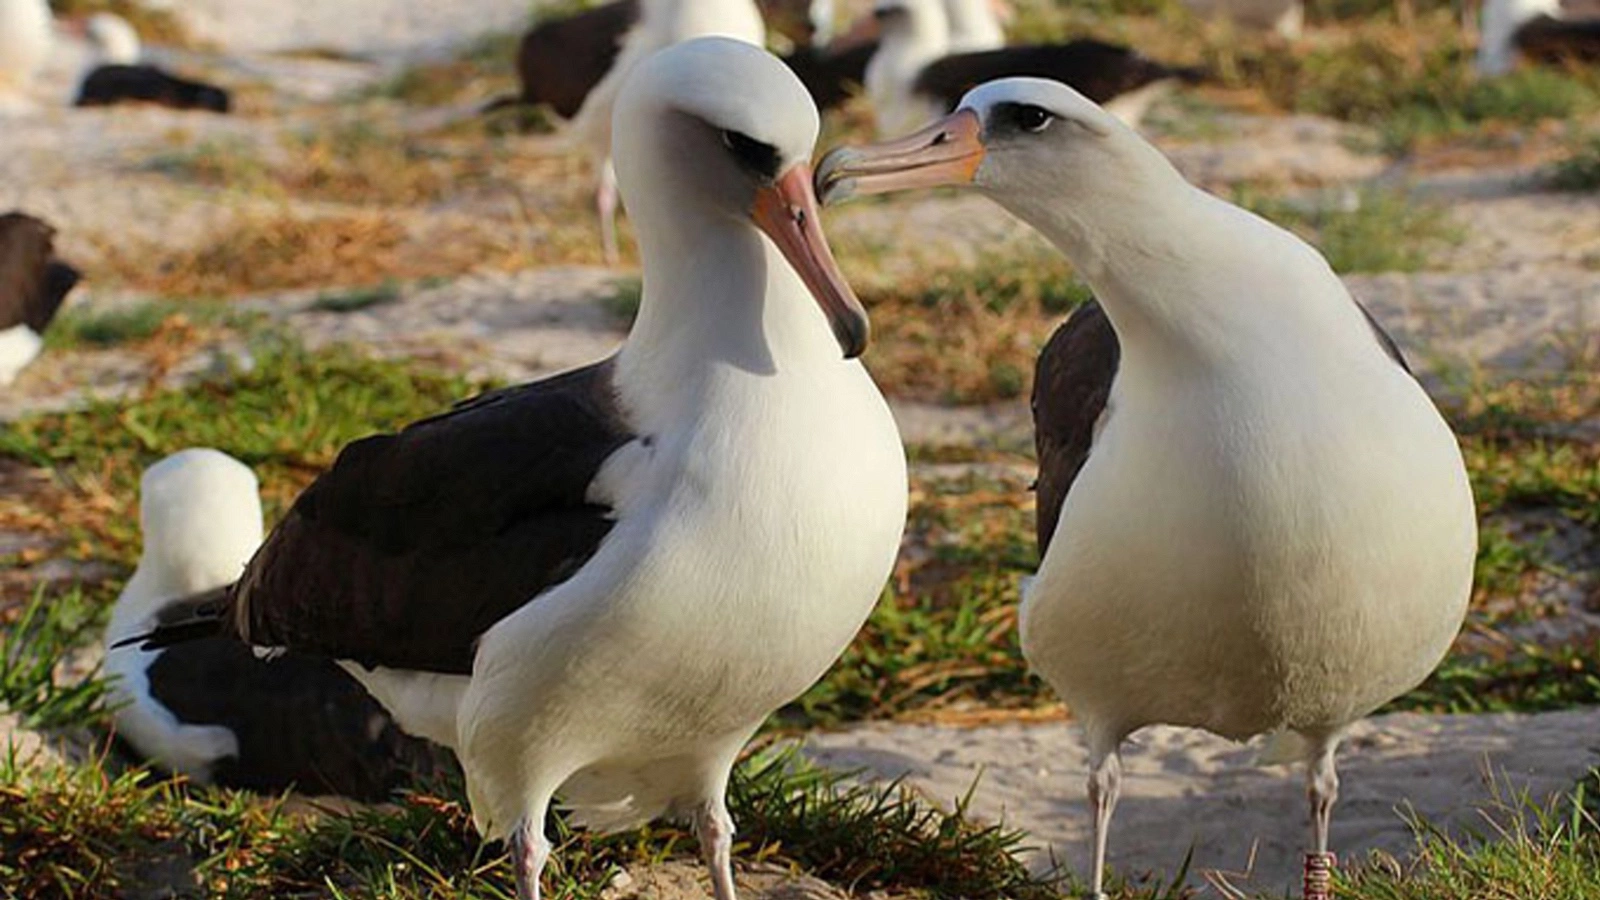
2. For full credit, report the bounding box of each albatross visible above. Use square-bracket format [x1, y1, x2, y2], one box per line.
[0, 211, 81, 386]
[105, 449, 451, 799]
[1477, 0, 1600, 75]
[817, 78, 1476, 900]
[865, 0, 1200, 137]
[135, 37, 906, 900]
[74, 13, 232, 113]
[564, 0, 766, 262]
[0, 0, 50, 112]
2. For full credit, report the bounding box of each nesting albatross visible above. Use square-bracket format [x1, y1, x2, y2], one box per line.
[818, 78, 1476, 900]
[105, 449, 451, 799]
[134, 37, 907, 900]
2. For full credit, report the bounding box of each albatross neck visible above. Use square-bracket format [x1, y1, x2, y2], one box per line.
[616, 201, 846, 410]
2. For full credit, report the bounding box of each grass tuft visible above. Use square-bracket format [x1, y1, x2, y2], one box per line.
[1549, 132, 1600, 192]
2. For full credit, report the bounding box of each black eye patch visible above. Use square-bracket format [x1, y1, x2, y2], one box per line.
[992, 102, 1056, 135]
[721, 129, 782, 179]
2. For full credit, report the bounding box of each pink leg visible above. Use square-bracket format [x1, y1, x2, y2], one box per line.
[1304, 736, 1340, 900]
[694, 797, 739, 900]
[1087, 745, 1122, 900]
[509, 817, 550, 900]
[597, 159, 619, 265]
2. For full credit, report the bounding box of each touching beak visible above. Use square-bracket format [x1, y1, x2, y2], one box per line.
[814, 108, 985, 206]
[751, 164, 870, 359]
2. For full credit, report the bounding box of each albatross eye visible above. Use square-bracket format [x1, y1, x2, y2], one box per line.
[1016, 105, 1053, 134]
[721, 129, 782, 179]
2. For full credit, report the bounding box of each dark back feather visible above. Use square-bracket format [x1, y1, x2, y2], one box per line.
[75, 64, 232, 113]
[143, 639, 455, 799]
[0, 212, 79, 333]
[914, 40, 1204, 112]
[516, 0, 640, 118]
[783, 41, 877, 110]
[1516, 15, 1600, 63]
[234, 359, 634, 674]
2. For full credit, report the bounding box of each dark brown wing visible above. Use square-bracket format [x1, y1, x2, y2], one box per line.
[143, 639, 455, 800]
[234, 359, 635, 674]
[1032, 300, 1118, 554]
[0, 211, 80, 333]
[517, 0, 640, 118]
[1516, 15, 1600, 64]
[783, 41, 877, 111]
[914, 40, 1205, 111]
[1031, 298, 1410, 554]
[74, 65, 231, 113]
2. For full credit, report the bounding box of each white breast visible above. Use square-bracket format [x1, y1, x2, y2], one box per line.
[1022, 346, 1475, 743]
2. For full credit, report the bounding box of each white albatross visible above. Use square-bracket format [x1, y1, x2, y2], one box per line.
[0, 0, 51, 111]
[132, 37, 907, 900]
[566, 0, 766, 262]
[817, 78, 1477, 900]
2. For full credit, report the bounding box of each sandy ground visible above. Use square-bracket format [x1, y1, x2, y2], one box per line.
[806, 708, 1600, 894]
[2, 3, 1599, 898]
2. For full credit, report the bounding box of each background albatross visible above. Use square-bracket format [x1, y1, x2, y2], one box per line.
[818, 77, 1477, 900]
[136, 37, 906, 900]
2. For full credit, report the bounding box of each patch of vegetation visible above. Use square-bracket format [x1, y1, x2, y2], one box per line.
[600, 276, 643, 324]
[0, 342, 484, 568]
[88, 209, 533, 296]
[0, 589, 106, 732]
[310, 281, 402, 314]
[851, 247, 1092, 404]
[0, 746, 1064, 899]
[1337, 778, 1600, 898]
[43, 299, 259, 351]
[1549, 132, 1600, 192]
[1235, 186, 1461, 273]
[377, 30, 521, 107]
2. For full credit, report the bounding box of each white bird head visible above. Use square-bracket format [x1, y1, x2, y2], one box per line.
[612, 36, 868, 357]
[135, 448, 264, 597]
[86, 12, 142, 65]
[819, 78, 1180, 241]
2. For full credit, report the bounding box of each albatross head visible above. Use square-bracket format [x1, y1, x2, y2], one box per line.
[816, 77, 1186, 256]
[136, 448, 263, 596]
[613, 36, 869, 358]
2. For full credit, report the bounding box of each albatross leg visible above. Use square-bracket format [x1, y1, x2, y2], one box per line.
[694, 795, 740, 900]
[1086, 742, 1123, 900]
[1303, 735, 1340, 900]
[509, 816, 551, 900]
[597, 158, 620, 265]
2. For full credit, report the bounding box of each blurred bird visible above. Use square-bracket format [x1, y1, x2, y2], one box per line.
[73, 13, 232, 112]
[565, 0, 766, 262]
[865, 0, 1202, 136]
[104, 449, 452, 799]
[818, 77, 1476, 900]
[1477, 0, 1600, 75]
[129, 38, 905, 900]
[0, 0, 51, 112]
[0, 211, 81, 386]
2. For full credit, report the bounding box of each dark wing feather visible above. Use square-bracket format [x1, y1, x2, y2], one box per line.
[1031, 300, 1118, 554]
[75, 65, 231, 113]
[517, 0, 640, 118]
[782, 41, 877, 111]
[914, 40, 1204, 112]
[1355, 300, 1411, 374]
[0, 212, 79, 333]
[1516, 15, 1600, 64]
[234, 358, 634, 674]
[143, 640, 456, 800]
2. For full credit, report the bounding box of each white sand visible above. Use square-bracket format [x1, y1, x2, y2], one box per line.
[806, 708, 1600, 894]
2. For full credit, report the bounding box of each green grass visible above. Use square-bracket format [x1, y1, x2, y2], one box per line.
[0, 340, 484, 570]
[1549, 132, 1600, 192]
[0, 746, 1063, 899]
[43, 300, 261, 351]
[1234, 186, 1461, 273]
[310, 281, 403, 314]
[0, 589, 107, 732]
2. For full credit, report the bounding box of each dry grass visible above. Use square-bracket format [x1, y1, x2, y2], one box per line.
[85, 209, 548, 296]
